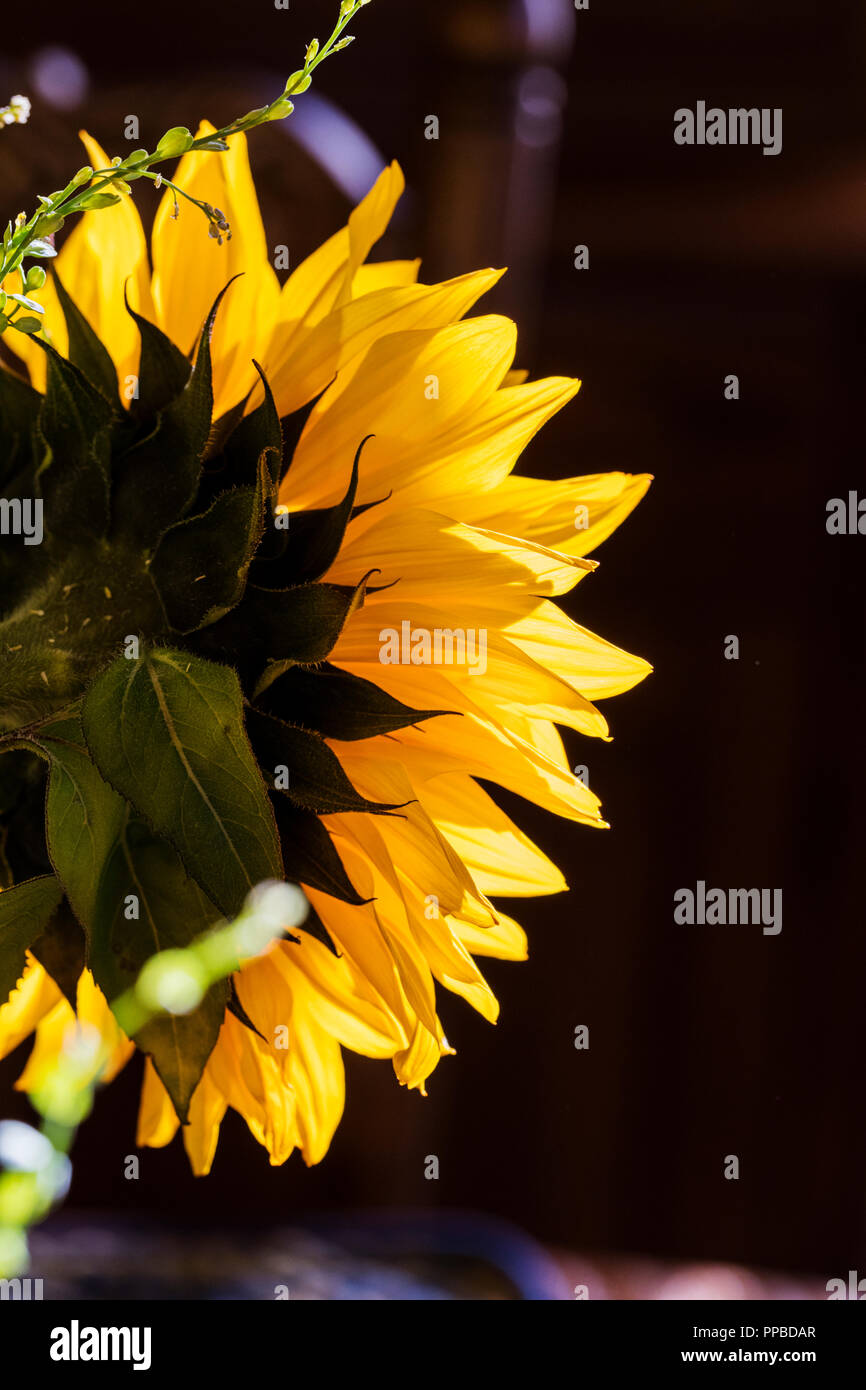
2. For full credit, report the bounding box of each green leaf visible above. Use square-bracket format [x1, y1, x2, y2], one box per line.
[52, 270, 119, 402]
[31, 715, 129, 937]
[198, 573, 372, 679]
[89, 815, 227, 1120]
[30, 897, 86, 1008]
[81, 646, 283, 918]
[245, 707, 400, 814]
[0, 874, 64, 1006]
[10, 316, 43, 335]
[258, 663, 446, 740]
[112, 283, 233, 544]
[271, 796, 366, 910]
[6, 292, 45, 313]
[35, 339, 114, 537]
[150, 465, 267, 634]
[123, 290, 191, 419]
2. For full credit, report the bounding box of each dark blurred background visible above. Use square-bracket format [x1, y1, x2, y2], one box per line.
[2, 0, 865, 1289]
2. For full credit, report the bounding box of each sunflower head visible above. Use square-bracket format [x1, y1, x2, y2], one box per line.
[0, 138, 651, 1173]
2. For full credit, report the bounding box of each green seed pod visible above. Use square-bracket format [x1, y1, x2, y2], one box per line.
[76, 192, 122, 211]
[38, 214, 66, 235]
[265, 98, 295, 122]
[284, 70, 312, 95]
[155, 126, 194, 159]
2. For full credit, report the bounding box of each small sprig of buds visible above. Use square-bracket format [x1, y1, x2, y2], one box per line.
[0, 0, 372, 335]
[204, 203, 232, 245]
[0, 94, 31, 129]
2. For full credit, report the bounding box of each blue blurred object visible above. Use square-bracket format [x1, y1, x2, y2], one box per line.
[300, 1208, 573, 1301]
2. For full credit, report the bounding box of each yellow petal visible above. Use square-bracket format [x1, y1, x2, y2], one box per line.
[327, 507, 593, 601]
[284, 314, 516, 508]
[266, 269, 503, 424]
[14, 998, 75, 1092]
[282, 994, 345, 1166]
[333, 693, 605, 827]
[509, 601, 653, 698]
[324, 822, 440, 1035]
[283, 359, 579, 512]
[333, 598, 609, 740]
[352, 259, 421, 295]
[393, 1020, 452, 1093]
[274, 163, 408, 342]
[0, 955, 62, 1060]
[336, 161, 406, 306]
[75, 969, 134, 1082]
[336, 754, 494, 925]
[455, 910, 529, 961]
[418, 774, 567, 897]
[272, 937, 406, 1057]
[464, 471, 652, 556]
[137, 1058, 180, 1148]
[337, 807, 499, 1022]
[151, 122, 280, 414]
[59, 132, 152, 390]
[182, 1068, 227, 1176]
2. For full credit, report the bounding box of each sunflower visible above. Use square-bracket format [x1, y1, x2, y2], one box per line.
[0, 127, 651, 1174]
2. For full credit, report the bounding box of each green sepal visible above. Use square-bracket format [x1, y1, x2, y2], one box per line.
[278, 378, 331, 481]
[0, 873, 63, 1006]
[150, 461, 268, 634]
[271, 796, 367, 912]
[35, 339, 114, 537]
[253, 435, 369, 589]
[123, 289, 191, 419]
[112, 283, 234, 544]
[222, 361, 283, 491]
[258, 663, 447, 741]
[290, 901, 340, 956]
[199, 572, 372, 680]
[245, 707, 401, 815]
[81, 645, 283, 919]
[226, 980, 269, 1039]
[53, 269, 119, 403]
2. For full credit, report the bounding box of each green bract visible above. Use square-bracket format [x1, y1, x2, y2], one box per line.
[0, 282, 442, 1116]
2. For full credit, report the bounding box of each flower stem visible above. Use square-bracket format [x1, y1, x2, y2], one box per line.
[0, 0, 373, 335]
